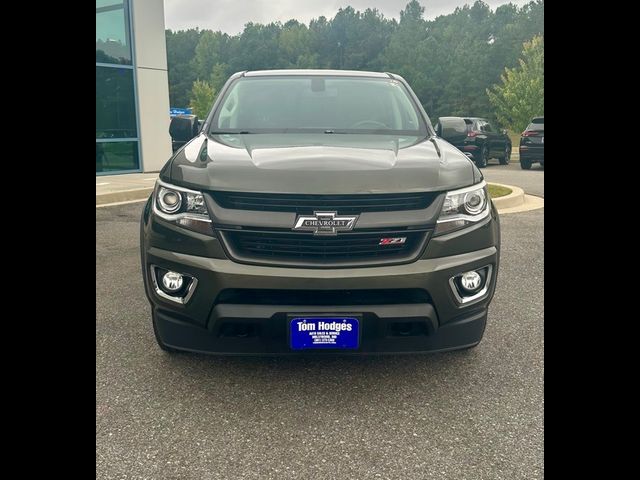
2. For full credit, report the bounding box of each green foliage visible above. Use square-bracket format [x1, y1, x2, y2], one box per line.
[487, 35, 544, 132]
[166, 0, 544, 125]
[165, 28, 203, 107]
[189, 80, 216, 118]
[210, 63, 229, 94]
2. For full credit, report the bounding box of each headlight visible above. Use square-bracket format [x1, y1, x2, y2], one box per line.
[153, 180, 213, 236]
[434, 181, 490, 235]
[157, 187, 182, 213]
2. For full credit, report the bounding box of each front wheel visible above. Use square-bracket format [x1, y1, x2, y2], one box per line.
[476, 146, 488, 168]
[499, 145, 511, 165]
[520, 158, 532, 170]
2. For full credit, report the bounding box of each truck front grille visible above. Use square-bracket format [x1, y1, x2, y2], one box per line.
[217, 229, 430, 268]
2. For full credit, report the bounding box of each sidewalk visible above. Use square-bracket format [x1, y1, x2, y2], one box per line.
[96, 172, 159, 206]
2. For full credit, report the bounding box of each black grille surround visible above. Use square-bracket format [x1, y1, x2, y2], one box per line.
[210, 191, 437, 214]
[216, 227, 431, 268]
[208, 191, 438, 268]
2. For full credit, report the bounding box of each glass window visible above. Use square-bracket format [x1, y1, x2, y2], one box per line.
[96, 141, 139, 173]
[462, 118, 474, 132]
[438, 117, 467, 137]
[479, 121, 493, 132]
[96, 0, 132, 65]
[96, 66, 137, 139]
[527, 122, 544, 131]
[212, 76, 426, 135]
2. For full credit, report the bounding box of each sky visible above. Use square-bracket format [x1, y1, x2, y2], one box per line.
[164, 0, 532, 34]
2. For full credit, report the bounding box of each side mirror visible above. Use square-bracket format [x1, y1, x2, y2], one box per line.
[433, 123, 442, 136]
[169, 115, 199, 142]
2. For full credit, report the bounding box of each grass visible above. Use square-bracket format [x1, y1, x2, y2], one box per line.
[488, 184, 512, 198]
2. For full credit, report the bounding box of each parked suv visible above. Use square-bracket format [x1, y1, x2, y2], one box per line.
[140, 70, 500, 355]
[519, 116, 544, 169]
[434, 116, 511, 168]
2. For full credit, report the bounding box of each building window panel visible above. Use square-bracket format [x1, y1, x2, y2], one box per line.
[96, 66, 137, 139]
[96, 141, 140, 173]
[96, 0, 132, 65]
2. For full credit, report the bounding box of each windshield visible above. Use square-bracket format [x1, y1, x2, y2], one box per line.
[210, 76, 427, 135]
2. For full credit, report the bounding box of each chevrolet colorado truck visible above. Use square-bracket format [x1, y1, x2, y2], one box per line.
[140, 69, 500, 355]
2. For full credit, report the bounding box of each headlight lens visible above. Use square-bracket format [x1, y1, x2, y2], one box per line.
[157, 187, 182, 213]
[434, 182, 490, 235]
[153, 180, 213, 236]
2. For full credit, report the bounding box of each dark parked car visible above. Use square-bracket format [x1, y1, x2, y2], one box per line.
[519, 116, 544, 169]
[141, 70, 500, 355]
[434, 117, 511, 168]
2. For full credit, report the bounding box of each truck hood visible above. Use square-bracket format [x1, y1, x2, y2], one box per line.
[168, 133, 478, 194]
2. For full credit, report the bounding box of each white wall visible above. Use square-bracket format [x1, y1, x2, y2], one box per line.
[131, 0, 172, 172]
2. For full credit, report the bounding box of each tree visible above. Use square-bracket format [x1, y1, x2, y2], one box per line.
[210, 63, 230, 94]
[189, 80, 216, 118]
[165, 0, 545, 120]
[487, 35, 544, 132]
[193, 31, 232, 80]
[379, 0, 427, 100]
[165, 28, 202, 107]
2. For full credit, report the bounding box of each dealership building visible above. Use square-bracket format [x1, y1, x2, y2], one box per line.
[96, 0, 172, 175]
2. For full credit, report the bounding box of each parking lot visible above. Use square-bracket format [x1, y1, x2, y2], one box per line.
[96, 166, 543, 479]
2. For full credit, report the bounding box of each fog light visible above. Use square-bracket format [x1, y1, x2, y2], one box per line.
[449, 266, 492, 305]
[460, 271, 482, 292]
[161, 271, 183, 292]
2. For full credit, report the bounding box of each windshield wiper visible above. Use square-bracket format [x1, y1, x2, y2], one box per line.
[209, 130, 253, 134]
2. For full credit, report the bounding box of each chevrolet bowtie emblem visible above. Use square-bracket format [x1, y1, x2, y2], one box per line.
[293, 211, 359, 236]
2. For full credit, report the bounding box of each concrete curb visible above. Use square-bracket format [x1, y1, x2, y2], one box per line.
[490, 183, 524, 209]
[489, 182, 544, 214]
[497, 194, 544, 215]
[96, 187, 153, 206]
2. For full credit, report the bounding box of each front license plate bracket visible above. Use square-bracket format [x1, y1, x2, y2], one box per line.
[288, 315, 361, 350]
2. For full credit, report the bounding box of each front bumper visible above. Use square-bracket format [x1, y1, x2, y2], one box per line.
[143, 244, 498, 355]
[141, 196, 500, 355]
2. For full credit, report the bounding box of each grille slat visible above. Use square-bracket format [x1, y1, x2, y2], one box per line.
[238, 238, 397, 247]
[240, 244, 406, 254]
[211, 191, 435, 213]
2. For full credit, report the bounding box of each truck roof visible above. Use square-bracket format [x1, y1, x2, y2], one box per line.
[244, 69, 391, 78]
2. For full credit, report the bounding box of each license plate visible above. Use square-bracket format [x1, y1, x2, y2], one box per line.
[290, 316, 359, 350]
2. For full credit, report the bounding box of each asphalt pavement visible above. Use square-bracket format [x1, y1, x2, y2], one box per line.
[481, 160, 544, 198]
[96, 167, 543, 479]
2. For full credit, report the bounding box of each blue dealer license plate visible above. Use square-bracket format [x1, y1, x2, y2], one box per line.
[290, 317, 359, 350]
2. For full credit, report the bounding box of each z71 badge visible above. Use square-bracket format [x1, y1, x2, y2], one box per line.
[379, 237, 407, 245]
